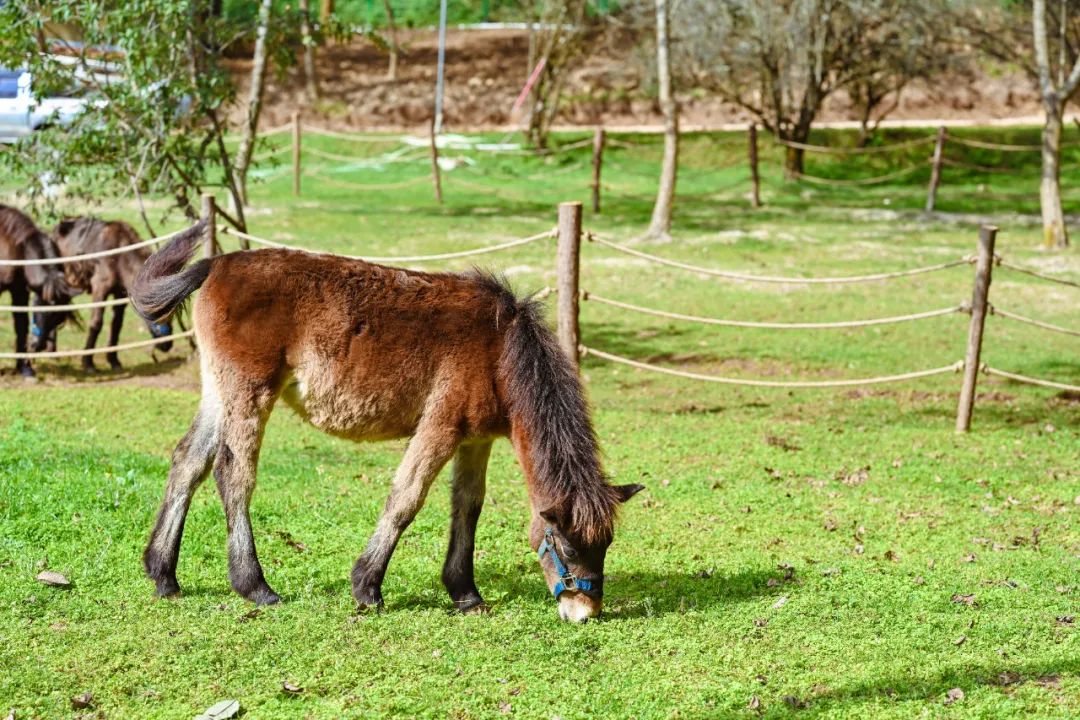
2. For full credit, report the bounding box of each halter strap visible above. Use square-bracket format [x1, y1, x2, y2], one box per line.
[149, 321, 172, 337]
[537, 526, 599, 599]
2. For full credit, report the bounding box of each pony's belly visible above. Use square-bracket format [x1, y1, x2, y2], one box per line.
[281, 369, 418, 441]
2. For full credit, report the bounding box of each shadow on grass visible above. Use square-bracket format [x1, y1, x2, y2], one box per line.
[799, 656, 1079, 715]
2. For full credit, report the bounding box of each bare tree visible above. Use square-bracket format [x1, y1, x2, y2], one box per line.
[672, 1, 950, 175]
[525, 0, 593, 149]
[234, 0, 273, 207]
[1032, 0, 1079, 248]
[647, 0, 677, 239]
[320, 0, 334, 26]
[955, 0, 1080, 248]
[382, 0, 399, 80]
[299, 0, 319, 102]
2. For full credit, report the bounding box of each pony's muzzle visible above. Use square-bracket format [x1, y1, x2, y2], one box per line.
[558, 591, 602, 623]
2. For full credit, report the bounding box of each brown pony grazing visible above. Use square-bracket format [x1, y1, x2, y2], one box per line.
[0, 205, 77, 378]
[32, 217, 174, 371]
[131, 223, 643, 622]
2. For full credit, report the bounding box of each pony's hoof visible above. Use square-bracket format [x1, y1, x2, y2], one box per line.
[458, 600, 490, 616]
[154, 577, 182, 598]
[253, 590, 281, 606]
[82, 363, 97, 374]
[108, 361, 123, 372]
[352, 585, 384, 612]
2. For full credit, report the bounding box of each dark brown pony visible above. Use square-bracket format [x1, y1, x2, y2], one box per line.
[131, 223, 642, 622]
[32, 217, 174, 371]
[0, 205, 76, 378]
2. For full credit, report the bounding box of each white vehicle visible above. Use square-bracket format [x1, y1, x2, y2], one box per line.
[0, 68, 90, 143]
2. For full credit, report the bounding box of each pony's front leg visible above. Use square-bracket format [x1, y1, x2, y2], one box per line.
[11, 285, 34, 378]
[352, 421, 461, 610]
[105, 299, 125, 371]
[442, 441, 492, 614]
[214, 398, 278, 605]
[82, 303, 106, 373]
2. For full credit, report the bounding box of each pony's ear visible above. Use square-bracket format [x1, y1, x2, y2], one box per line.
[613, 483, 646, 503]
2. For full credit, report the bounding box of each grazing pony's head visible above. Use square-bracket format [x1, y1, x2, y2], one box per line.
[496, 277, 645, 621]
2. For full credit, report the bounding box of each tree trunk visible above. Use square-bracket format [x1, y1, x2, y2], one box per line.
[1040, 97, 1069, 248]
[647, 0, 677, 239]
[319, 0, 334, 26]
[382, 0, 398, 80]
[299, 0, 319, 103]
[783, 145, 805, 177]
[234, 0, 273, 207]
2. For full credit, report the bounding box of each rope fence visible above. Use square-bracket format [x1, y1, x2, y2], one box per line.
[997, 260, 1080, 289]
[982, 365, 1080, 393]
[0, 330, 194, 360]
[0, 225, 191, 266]
[789, 163, 926, 187]
[582, 291, 967, 329]
[989, 305, 1080, 337]
[580, 345, 964, 388]
[220, 225, 555, 263]
[587, 232, 972, 284]
[774, 135, 936, 154]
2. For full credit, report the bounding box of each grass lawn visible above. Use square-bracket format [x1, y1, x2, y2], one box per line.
[1, 127, 1078, 718]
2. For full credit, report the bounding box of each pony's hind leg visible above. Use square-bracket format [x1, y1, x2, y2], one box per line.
[352, 420, 462, 610]
[214, 391, 278, 605]
[143, 399, 221, 597]
[442, 441, 492, 613]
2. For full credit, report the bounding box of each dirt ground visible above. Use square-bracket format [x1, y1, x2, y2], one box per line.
[232, 28, 1047, 133]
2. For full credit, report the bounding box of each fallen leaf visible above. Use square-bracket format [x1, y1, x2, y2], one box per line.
[883, 549, 898, 562]
[282, 681, 303, 694]
[508, 687, 522, 697]
[35, 571, 70, 588]
[741, 506, 752, 513]
[962, 553, 977, 563]
[763, 467, 784, 480]
[943, 688, 965, 705]
[913, 576, 925, 585]
[953, 635, 966, 646]
[840, 466, 869, 486]
[694, 569, 713, 579]
[275, 531, 308, 553]
[195, 699, 241, 720]
[823, 518, 838, 532]
[821, 567, 841, 577]
[951, 593, 977, 607]
[755, 675, 767, 684]
[853, 543, 865, 555]
[70, 693, 93, 710]
[1035, 674, 1061, 689]
[1056, 615, 1074, 625]
[783, 695, 807, 709]
[238, 609, 261, 623]
[748, 695, 761, 710]
[771, 596, 788, 610]
[753, 618, 768, 627]
[891, 458, 903, 468]
[765, 435, 801, 452]
[498, 700, 512, 715]
[995, 671, 1022, 686]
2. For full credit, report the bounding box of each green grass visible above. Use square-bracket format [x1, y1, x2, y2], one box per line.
[1, 127, 1078, 718]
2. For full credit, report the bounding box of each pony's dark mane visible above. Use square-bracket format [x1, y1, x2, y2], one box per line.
[482, 271, 619, 545]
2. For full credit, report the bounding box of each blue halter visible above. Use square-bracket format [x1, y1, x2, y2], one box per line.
[30, 320, 43, 337]
[149, 321, 172, 337]
[537, 526, 599, 599]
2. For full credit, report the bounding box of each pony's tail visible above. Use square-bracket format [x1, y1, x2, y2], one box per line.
[130, 220, 211, 324]
[497, 291, 618, 545]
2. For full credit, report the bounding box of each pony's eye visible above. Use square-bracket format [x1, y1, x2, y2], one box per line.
[560, 541, 578, 560]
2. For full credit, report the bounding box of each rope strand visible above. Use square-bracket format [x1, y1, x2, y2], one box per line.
[220, 226, 555, 262]
[774, 136, 936, 154]
[0, 224, 195, 267]
[582, 291, 965, 329]
[983, 365, 1080, 392]
[587, 233, 971, 285]
[989, 305, 1080, 337]
[0, 330, 194, 359]
[580, 345, 963, 388]
[997, 260, 1080, 289]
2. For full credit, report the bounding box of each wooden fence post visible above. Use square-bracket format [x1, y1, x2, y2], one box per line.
[201, 193, 217, 258]
[748, 123, 761, 208]
[292, 110, 302, 198]
[430, 119, 443, 204]
[591, 126, 605, 213]
[955, 224, 997, 433]
[925, 125, 946, 212]
[556, 201, 582, 370]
